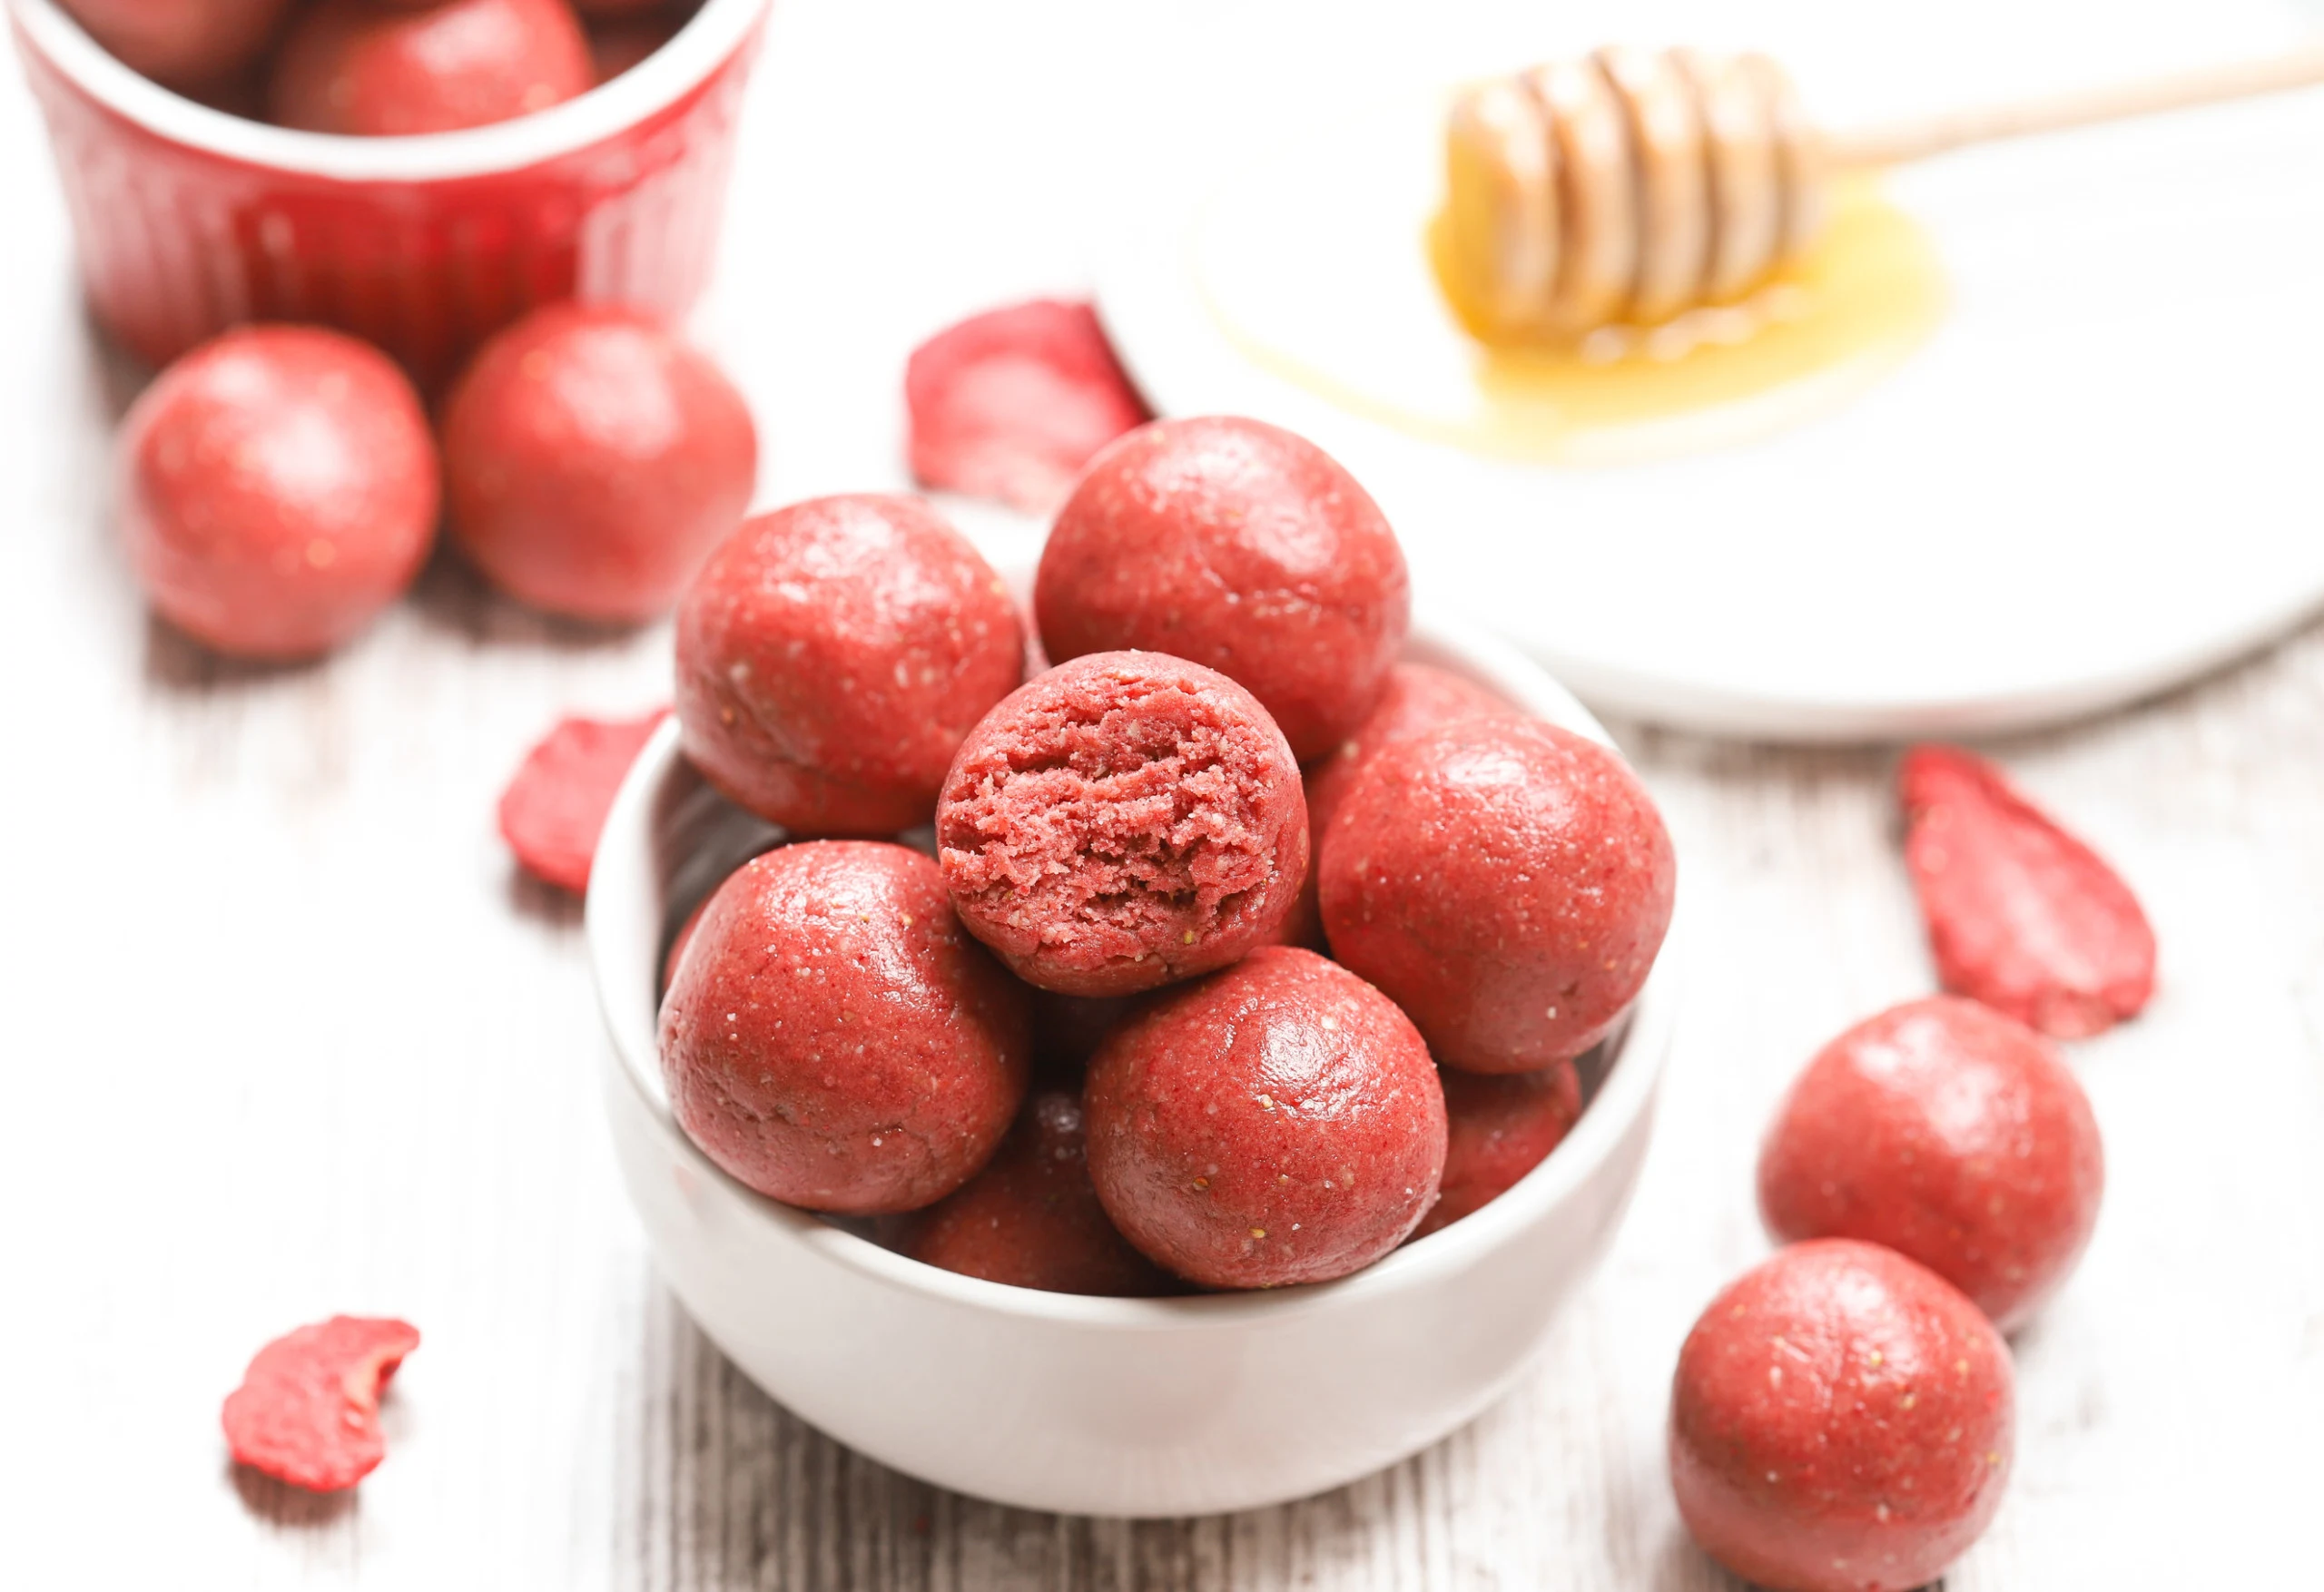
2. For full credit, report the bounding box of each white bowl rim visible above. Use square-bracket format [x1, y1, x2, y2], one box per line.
[8, 0, 770, 184]
[586, 605, 1683, 1332]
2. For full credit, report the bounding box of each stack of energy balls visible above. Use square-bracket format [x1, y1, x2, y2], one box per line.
[656, 416, 1678, 1294]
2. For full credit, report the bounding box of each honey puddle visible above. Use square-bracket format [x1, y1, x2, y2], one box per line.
[1204, 178, 1946, 467]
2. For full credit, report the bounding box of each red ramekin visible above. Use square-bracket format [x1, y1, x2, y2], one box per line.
[9, 0, 770, 387]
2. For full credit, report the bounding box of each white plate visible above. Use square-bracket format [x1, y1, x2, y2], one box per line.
[1097, 15, 2324, 741]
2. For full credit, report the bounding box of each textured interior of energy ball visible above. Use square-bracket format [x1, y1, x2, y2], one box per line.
[940, 674, 1293, 978]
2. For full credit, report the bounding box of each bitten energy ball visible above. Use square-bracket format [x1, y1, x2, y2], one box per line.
[1413, 1060, 1582, 1239]
[442, 304, 757, 623]
[1084, 947, 1446, 1288]
[1669, 1240, 2014, 1592]
[270, 0, 592, 136]
[1035, 417, 1411, 762]
[659, 842, 1030, 1214]
[119, 325, 438, 660]
[1321, 718, 1675, 1072]
[1758, 996, 2105, 1332]
[676, 495, 1023, 836]
[937, 652, 1309, 997]
[892, 1091, 1177, 1296]
[60, 0, 290, 88]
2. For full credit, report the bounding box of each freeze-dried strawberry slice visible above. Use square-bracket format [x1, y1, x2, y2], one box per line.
[1899, 744, 2155, 1038]
[497, 708, 669, 893]
[905, 300, 1149, 512]
[221, 1316, 420, 1492]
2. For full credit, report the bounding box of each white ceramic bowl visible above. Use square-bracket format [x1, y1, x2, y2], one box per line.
[586, 612, 1680, 1517]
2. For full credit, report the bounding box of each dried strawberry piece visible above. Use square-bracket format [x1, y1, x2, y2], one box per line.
[1899, 743, 2155, 1038]
[497, 708, 669, 893]
[221, 1316, 420, 1492]
[905, 300, 1150, 512]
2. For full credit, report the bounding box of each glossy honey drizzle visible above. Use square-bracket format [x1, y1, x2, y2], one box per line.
[1213, 179, 1946, 467]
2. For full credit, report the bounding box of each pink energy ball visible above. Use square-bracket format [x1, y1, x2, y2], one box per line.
[937, 651, 1309, 997]
[1289, 661, 1515, 949]
[119, 325, 438, 661]
[892, 1090, 1177, 1297]
[60, 0, 290, 87]
[269, 0, 592, 135]
[659, 841, 1030, 1214]
[1758, 996, 2105, 1332]
[1669, 1240, 2014, 1592]
[1321, 718, 1675, 1073]
[675, 495, 1024, 837]
[1329, 715, 1673, 1068]
[1084, 947, 1446, 1289]
[1034, 417, 1411, 762]
[1029, 988, 1141, 1076]
[1305, 663, 1514, 838]
[1413, 1059, 1582, 1240]
[441, 304, 757, 623]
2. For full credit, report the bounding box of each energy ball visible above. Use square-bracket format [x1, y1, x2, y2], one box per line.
[891, 1090, 1177, 1296]
[1034, 417, 1410, 762]
[659, 841, 1030, 1214]
[119, 325, 438, 661]
[441, 304, 757, 623]
[1320, 718, 1675, 1073]
[1290, 661, 1515, 948]
[937, 651, 1308, 997]
[1029, 988, 1139, 1077]
[1758, 996, 2105, 1332]
[1669, 1239, 2014, 1592]
[1305, 663, 1514, 838]
[60, 0, 290, 88]
[1084, 947, 1446, 1289]
[269, 0, 591, 136]
[1413, 1060, 1582, 1240]
[675, 495, 1023, 837]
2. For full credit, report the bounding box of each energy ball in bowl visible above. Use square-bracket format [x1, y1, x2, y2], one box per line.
[1034, 417, 1410, 762]
[1084, 946, 1446, 1289]
[59, 0, 290, 89]
[659, 841, 1030, 1215]
[441, 304, 757, 624]
[269, 0, 593, 136]
[675, 495, 1023, 837]
[1321, 718, 1675, 1073]
[1413, 1060, 1581, 1240]
[1758, 996, 2105, 1332]
[937, 652, 1308, 997]
[1028, 988, 1141, 1077]
[1292, 660, 1515, 948]
[1669, 1239, 2014, 1592]
[891, 1090, 1177, 1297]
[119, 324, 438, 661]
[1304, 663, 1515, 839]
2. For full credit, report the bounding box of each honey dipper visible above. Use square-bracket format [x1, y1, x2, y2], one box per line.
[1443, 42, 2324, 341]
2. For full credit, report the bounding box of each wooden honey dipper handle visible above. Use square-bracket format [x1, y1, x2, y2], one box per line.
[1825, 40, 2324, 170]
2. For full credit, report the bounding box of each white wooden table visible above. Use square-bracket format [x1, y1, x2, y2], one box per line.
[5, 2, 2322, 1586]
